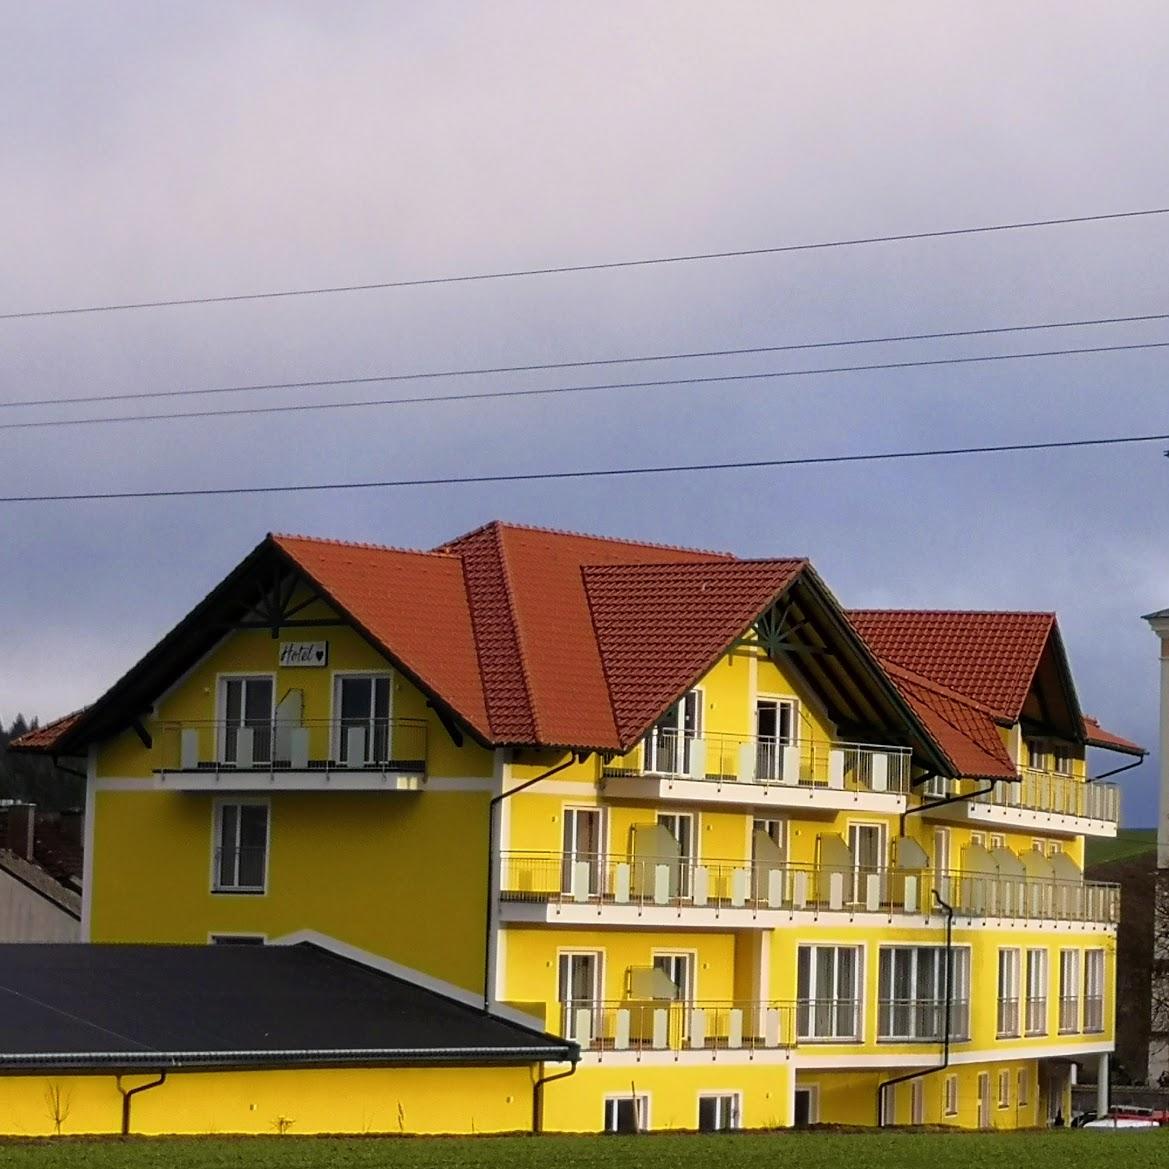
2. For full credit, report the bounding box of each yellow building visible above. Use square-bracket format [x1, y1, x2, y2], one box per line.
[15, 521, 1143, 1134]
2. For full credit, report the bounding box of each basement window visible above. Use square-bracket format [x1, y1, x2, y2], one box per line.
[698, 1094, 740, 1132]
[604, 1095, 648, 1134]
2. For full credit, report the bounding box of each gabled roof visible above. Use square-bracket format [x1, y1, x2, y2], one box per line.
[1082, 716, 1145, 757]
[847, 610, 1058, 720]
[0, 942, 573, 1071]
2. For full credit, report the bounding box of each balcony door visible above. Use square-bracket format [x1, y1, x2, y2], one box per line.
[656, 812, 695, 898]
[558, 951, 601, 1042]
[848, 822, 886, 905]
[336, 674, 391, 764]
[644, 690, 701, 775]
[754, 698, 795, 781]
[220, 676, 274, 765]
[561, 807, 604, 897]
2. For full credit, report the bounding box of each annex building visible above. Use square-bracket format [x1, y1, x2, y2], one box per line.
[13, 520, 1143, 1134]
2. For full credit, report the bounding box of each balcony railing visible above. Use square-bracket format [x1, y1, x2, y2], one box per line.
[212, 845, 266, 892]
[499, 851, 1120, 924]
[1084, 994, 1105, 1034]
[1025, 996, 1047, 1036]
[877, 998, 971, 1042]
[560, 998, 796, 1053]
[603, 730, 912, 794]
[1059, 995, 1081, 1034]
[155, 718, 428, 778]
[996, 996, 1020, 1038]
[796, 997, 861, 1042]
[979, 770, 1120, 823]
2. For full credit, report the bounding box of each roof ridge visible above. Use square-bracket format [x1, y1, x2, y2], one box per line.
[848, 607, 1056, 620]
[273, 532, 455, 558]
[584, 556, 808, 572]
[438, 519, 736, 559]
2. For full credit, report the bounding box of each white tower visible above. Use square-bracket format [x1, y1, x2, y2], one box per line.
[1143, 608, 1169, 1083]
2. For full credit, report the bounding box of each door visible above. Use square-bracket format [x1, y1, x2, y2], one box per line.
[752, 818, 785, 902]
[645, 691, 701, 774]
[558, 952, 601, 1042]
[657, 812, 695, 897]
[653, 952, 695, 1044]
[221, 676, 274, 765]
[793, 1088, 814, 1128]
[977, 1072, 991, 1129]
[911, 1079, 924, 1126]
[336, 675, 391, 764]
[754, 699, 795, 780]
[848, 823, 885, 905]
[561, 808, 603, 897]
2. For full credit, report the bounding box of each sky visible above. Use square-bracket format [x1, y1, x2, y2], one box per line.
[2, 2, 1167, 823]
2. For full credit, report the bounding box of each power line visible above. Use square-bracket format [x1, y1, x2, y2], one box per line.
[4, 205, 1169, 322]
[4, 337, 1169, 433]
[3, 431, 1166, 503]
[5, 308, 1169, 412]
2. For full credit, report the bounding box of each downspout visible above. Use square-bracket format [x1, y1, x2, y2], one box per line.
[531, 1056, 580, 1133]
[1089, 757, 1144, 782]
[116, 1071, 167, 1136]
[483, 756, 579, 1012]
[876, 888, 954, 1126]
[899, 775, 998, 836]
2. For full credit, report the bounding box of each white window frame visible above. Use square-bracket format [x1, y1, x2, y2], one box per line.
[1018, 1067, 1030, 1108]
[1025, 948, 1048, 1036]
[331, 670, 394, 763]
[644, 689, 702, 775]
[210, 798, 270, 894]
[997, 1068, 1011, 1109]
[561, 806, 608, 898]
[878, 945, 971, 1041]
[558, 949, 604, 1042]
[796, 944, 863, 1041]
[1084, 948, 1106, 1033]
[847, 820, 887, 905]
[1059, 949, 1081, 1034]
[208, 932, 267, 945]
[651, 949, 697, 1003]
[697, 1092, 741, 1132]
[754, 694, 798, 780]
[943, 1074, 958, 1117]
[997, 948, 1021, 1037]
[603, 1093, 649, 1134]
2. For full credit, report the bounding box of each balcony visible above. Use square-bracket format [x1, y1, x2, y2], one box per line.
[601, 731, 912, 812]
[877, 997, 971, 1043]
[498, 851, 1119, 927]
[153, 718, 428, 791]
[560, 998, 796, 1056]
[922, 771, 1119, 837]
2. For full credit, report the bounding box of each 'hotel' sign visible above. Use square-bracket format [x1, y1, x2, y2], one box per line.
[279, 641, 328, 667]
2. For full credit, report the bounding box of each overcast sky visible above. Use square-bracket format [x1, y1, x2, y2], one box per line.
[2, 2, 1167, 822]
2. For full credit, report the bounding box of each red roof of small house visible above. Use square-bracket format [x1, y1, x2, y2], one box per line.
[1082, 716, 1145, 756]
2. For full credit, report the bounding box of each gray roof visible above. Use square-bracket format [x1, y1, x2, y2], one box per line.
[0, 850, 81, 919]
[0, 943, 575, 1070]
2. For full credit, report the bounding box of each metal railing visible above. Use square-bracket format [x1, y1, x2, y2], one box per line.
[877, 998, 971, 1042]
[996, 996, 1020, 1037]
[499, 851, 1120, 924]
[796, 997, 861, 1042]
[977, 769, 1120, 823]
[1025, 996, 1047, 1036]
[1084, 995, 1106, 1034]
[1059, 995, 1081, 1034]
[212, 845, 266, 892]
[559, 998, 797, 1053]
[156, 717, 428, 777]
[603, 729, 911, 794]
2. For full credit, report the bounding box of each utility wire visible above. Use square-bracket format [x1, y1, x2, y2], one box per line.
[4, 337, 1169, 433]
[3, 205, 1168, 322]
[5, 308, 1169, 412]
[3, 432, 1166, 503]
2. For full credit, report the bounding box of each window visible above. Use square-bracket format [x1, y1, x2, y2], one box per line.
[969, 831, 985, 849]
[561, 807, 604, 897]
[1018, 1068, 1030, 1107]
[1025, 949, 1048, 1035]
[698, 1094, 740, 1132]
[335, 674, 391, 764]
[997, 1069, 1011, 1109]
[604, 1095, 647, 1134]
[848, 822, 886, 905]
[219, 676, 274, 765]
[644, 690, 701, 775]
[210, 933, 265, 945]
[752, 818, 786, 900]
[755, 698, 796, 780]
[997, 949, 1021, 1037]
[652, 953, 695, 1002]
[212, 801, 269, 892]
[1084, 949, 1106, 1032]
[988, 833, 1005, 850]
[1059, 950, 1081, 1033]
[878, 947, 970, 1040]
[797, 945, 861, 1040]
[1027, 741, 1047, 770]
[558, 952, 602, 1042]
[943, 1074, 958, 1117]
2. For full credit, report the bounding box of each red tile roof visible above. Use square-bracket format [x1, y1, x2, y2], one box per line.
[847, 610, 1056, 720]
[1082, 716, 1145, 756]
[8, 712, 84, 752]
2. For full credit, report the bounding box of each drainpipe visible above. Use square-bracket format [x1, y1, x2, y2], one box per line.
[115, 1071, 167, 1136]
[531, 1056, 580, 1133]
[483, 756, 579, 1012]
[876, 888, 954, 1126]
[899, 775, 998, 836]
[1089, 757, 1144, 782]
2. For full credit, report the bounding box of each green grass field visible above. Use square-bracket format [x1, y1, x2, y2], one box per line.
[1085, 828, 1156, 868]
[0, 1132, 1166, 1169]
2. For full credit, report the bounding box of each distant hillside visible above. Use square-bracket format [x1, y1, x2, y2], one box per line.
[1086, 828, 1157, 868]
